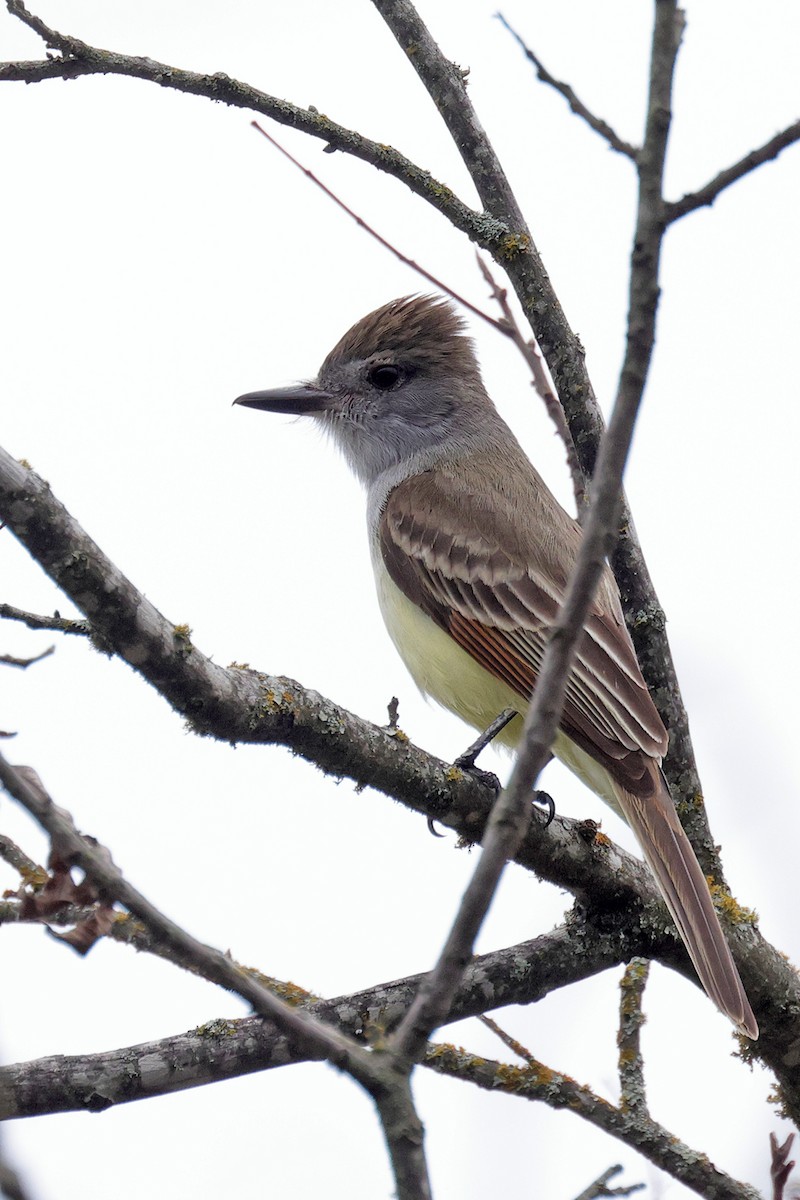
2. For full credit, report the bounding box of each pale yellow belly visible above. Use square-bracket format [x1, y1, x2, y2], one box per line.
[373, 557, 623, 816]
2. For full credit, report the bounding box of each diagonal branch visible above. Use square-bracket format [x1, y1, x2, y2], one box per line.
[1, 1, 502, 252]
[665, 119, 800, 223]
[0, 753, 366, 1071]
[0, 923, 628, 1119]
[0, 753, 433, 1197]
[427, 1042, 760, 1199]
[495, 12, 639, 161]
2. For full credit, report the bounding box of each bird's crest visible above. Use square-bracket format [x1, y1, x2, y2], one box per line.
[320, 295, 477, 376]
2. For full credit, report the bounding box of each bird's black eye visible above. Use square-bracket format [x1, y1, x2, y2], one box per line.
[369, 364, 401, 390]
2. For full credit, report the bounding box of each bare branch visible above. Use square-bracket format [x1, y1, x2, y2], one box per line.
[479, 1014, 536, 1064]
[0, 602, 89, 636]
[0, 923, 625, 1115]
[665, 121, 800, 223]
[250, 121, 502, 333]
[477, 255, 586, 511]
[1, 1, 502, 253]
[0, 751, 368, 1068]
[0, 751, 437, 1198]
[495, 12, 639, 161]
[427, 1043, 761, 1199]
[0, 645, 53, 668]
[617, 959, 649, 1118]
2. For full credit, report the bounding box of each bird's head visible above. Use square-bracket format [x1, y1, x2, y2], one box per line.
[235, 295, 492, 485]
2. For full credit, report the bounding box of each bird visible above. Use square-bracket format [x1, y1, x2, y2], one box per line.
[235, 293, 757, 1039]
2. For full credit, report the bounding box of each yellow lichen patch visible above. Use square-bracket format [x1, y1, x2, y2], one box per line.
[196, 1019, 238, 1038]
[707, 881, 758, 926]
[20, 864, 49, 889]
[495, 1061, 556, 1093]
[260, 687, 294, 714]
[445, 765, 464, 782]
[498, 233, 531, 260]
[240, 970, 318, 1006]
[228, 661, 250, 670]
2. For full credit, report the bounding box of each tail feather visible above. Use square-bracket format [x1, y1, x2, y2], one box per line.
[613, 776, 758, 1039]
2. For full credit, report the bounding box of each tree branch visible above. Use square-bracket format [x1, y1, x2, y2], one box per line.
[0, 924, 627, 1118]
[665, 120, 800, 223]
[2, 445, 796, 1109]
[0, 753, 368, 1070]
[0, 602, 89, 636]
[1, 1, 504, 252]
[0, 752, 438, 1199]
[495, 12, 639, 160]
[427, 1042, 761, 1199]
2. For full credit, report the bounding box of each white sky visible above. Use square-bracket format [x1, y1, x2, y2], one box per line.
[1, 1, 799, 1197]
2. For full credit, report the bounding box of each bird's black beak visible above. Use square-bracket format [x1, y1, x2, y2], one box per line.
[234, 383, 332, 415]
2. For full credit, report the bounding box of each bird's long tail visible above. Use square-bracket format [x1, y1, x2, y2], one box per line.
[613, 775, 758, 1039]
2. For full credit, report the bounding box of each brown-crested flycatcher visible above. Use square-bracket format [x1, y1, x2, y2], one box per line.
[235, 294, 757, 1039]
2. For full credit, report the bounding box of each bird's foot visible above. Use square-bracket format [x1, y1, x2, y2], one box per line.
[427, 709, 519, 836]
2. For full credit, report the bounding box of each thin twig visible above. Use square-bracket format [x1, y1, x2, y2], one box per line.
[251, 120, 501, 332]
[0, 602, 90, 636]
[495, 13, 638, 161]
[665, 120, 800, 223]
[0, 645, 54, 668]
[477, 255, 586, 510]
[479, 1014, 535, 1063]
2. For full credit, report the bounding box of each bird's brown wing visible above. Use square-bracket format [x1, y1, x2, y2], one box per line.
[379, 469, 667, 795]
